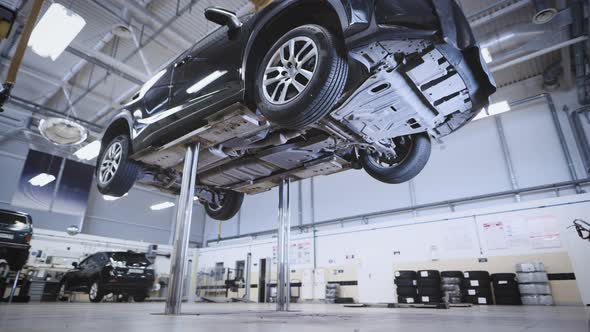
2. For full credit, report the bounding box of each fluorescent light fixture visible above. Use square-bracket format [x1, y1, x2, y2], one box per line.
[481, 47, 493, 64]
[488, 101, 511, 115]
[28, 3, 86, 60]
[186, 70, 228, 94]
[150, 202, 175, 211]
[103, 193, 128, 201]
[74, 141, 101, 160]
[472, 109, 489, 121]
[29, 173, 56, 187]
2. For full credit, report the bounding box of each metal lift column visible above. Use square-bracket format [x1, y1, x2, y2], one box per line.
[276, 178, 291, 311]
[165, 143, 201, 315]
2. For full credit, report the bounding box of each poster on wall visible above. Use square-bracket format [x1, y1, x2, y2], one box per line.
[526, 214, 562, 249]
[12, 149, 94, 218]
[272, 239, 313, 266]
[482, 221, 508, 250]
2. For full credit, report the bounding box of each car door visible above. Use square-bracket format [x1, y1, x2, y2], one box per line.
[78, 254, 100, 290]
[68, 256, 89, 290]
[144, 23, 247, 146]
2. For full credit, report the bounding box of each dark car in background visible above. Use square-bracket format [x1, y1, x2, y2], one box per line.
[96, 0, 496, 221]
[58, 251, 154, 302]
[0, 209, 32, 271]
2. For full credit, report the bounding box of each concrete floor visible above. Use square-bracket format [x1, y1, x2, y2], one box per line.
[0, 302, 588, 332]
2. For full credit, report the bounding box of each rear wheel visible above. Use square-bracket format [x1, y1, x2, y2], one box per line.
[57, 282, 68, 302]
[360, 133, 431, 184]
[255, 24, 348, 129]
[204, 190, 244, 221]
[89, 281, 104, 303]
[96, 135, 140, 197]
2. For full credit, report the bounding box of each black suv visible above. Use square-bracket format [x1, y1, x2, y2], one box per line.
[0, 209, 32, 271]
[58, 251, 155, 302]
[97, 1, 496, 221]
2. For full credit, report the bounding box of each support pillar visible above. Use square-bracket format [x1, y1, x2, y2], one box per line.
[165, 143, 200, 315]
[276, 178, 291, 311]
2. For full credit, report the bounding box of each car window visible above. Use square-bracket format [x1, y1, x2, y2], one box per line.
[108, 252, 151, 267]
[77, 256, 91, 268]
[0, 212, 31, 230]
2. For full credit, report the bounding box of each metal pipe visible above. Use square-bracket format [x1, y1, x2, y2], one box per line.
[509, 94, 581, 191]
[209, 177, 590, 243]
[244, 252, 252, 302]
[569, 106, 590, 173]
[7, 270, 20, 304]
[494, 116, 521, 202]
[276, 178, 291, 311]
[165, 142, 201, 315]
[491, 36, 588, 73]
[469, 0, 532, 28]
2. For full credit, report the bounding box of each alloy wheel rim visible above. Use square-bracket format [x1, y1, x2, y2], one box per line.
[263, 36, 318, 105]
[90, 282, 98, 299]
[99, 141, 123, 185]
[59, 284, 65, 298]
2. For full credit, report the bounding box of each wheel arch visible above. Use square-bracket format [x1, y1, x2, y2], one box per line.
[242, 0, 350, 109]
[101, 112, 134, 154]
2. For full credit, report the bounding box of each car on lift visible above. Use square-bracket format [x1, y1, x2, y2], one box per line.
[57, 251, 154, 302]
[96, 0, 496, 221]
[0, 209, 32, 272]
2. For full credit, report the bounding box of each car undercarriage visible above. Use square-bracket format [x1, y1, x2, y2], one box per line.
[135, 39, 481, 205]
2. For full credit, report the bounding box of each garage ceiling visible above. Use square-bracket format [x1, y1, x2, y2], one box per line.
[0, 0, 579, 156]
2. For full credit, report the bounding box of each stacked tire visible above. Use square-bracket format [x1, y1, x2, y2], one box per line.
[417, 270, 441, 304]
[491, 273, 522, 305]
[325, 283, 339, 304]
[394, 270, 419, 304]
[516, 262, 553, 305]
[463, 271, 492, 305]
[440, 271, 464, 304]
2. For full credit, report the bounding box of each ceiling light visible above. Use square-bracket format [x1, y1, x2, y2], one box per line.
[473, 109, 489, 121]
[74, 141, 101, 160]
[28, 3, 86, 60]
[150, 202, 175, 211]
[481, 48, 493, 64]
[488, 101, 511, 115]
[29, 173, 56, 187]
[103, 193, 128, 201]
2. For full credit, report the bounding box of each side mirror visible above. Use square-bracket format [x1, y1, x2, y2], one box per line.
[71, 262, 78, 268]
[204, 7, 242, 31]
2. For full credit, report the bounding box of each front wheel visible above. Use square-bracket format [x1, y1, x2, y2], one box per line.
[255, 24, 348, 129]
[57, 282, 69, 302]
[360, 133, 432, 184]
[96, 135, 140, 197]
[204, 190, 244, 221]
[89, 281, 104, 303]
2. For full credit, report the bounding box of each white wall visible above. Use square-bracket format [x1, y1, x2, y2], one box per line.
[198, 193, 590, 305]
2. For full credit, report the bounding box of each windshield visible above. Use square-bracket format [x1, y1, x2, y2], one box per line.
[0, 212, 31, 230]
[109, 252, 151, 267]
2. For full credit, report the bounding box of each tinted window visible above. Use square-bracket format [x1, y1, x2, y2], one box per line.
[0, 212, 31, 230]
[109, 252, 151, 267]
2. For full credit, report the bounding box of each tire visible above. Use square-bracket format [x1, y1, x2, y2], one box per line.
[441, 271, 464, 278]
[89, 281, 104, 303]
[441, 277, 462, 284]
[491, 273, 516, 281]
[463, 271, 490, 280]
[493, 279, 519, 289]
[417, 278, 440, 288]
[394, 271, 417, 279]
[360, 133, 431, 184]
[464, 287, 492, 297]
[495, 296, 522, 305]
[57, 282, 68, 302]
[441, 284, 462, 292]
[419, 295, 442, 304]
[494, 288, 521, 298]
[398, 296, 419, 304]
[394, 278, 416, 287]
[463, 279, 491, 289]
[204, 190, 244, 221]
[418, 287, 441, 297]
[133, 294, 147, 302]
[396, 286, 418, 296]
[465, 295, 492, 305]
[255, 24, 348, 129]
[417, 270, 440, 279]
[96, 135, 140, 197]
